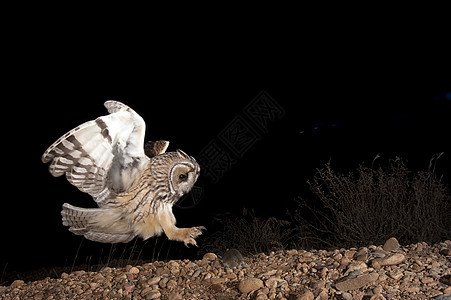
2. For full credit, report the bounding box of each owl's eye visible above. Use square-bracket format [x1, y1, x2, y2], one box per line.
[179, 173, 188, 181]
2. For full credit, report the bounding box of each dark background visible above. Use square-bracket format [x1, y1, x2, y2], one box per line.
[2, 10, 451, 278]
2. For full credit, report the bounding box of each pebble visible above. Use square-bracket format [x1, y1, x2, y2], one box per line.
[295, 291, 314, 300]
[239, 278, 264, 293]
[335, 272, 379, 291]
[383, 237, 400, 251]
[373, 253, 406, 266]
[1, 237, 450, 300]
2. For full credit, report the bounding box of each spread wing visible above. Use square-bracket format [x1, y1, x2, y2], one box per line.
[42, 101, 155, 205]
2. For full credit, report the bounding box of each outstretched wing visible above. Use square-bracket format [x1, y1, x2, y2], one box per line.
[42, 101, 150, 205]
[144, 140, 169, 157]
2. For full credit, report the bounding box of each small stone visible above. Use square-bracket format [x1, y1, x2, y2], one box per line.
[255, 293, 269, 300]
[372, 261, 381, 269]
[295, 291, 314, 300]
[383, 237, 400, 251]
[335, 272, 379, 291]
[434, 295, 451, 300]
[341, 292, 353, 300]
[159, 277, 169, 288]
[168, 293, 183, 300]
[210, 283, 225, 293]
[239, 278, 264, 294]
[345, 250, 356, 258]
[286, 249, 298, 256]
[440, 249, 451, 256]
[388, 268, 404, 280]
[421, 276, 435, 284]
[310, 279, 325, 289]
[141, 287, 154, 296]
[373, 253, 405, 266]
[370, 294, 386, 300]
[405, 285, 420, 293]
[147, 276, 161, 286]
[203, 252, 218, 261]
[445, 287, 451, 294]
[317, 290, 328, 300]
[145, 291, 161, 299]
[265, 278, 286, 289]
[129, 266, 140, 274]
[123, 282, 135, 293]
[10, 280, 24, 288]
[373, 285, 382, 294]
[210, 277, 228, 284]
[73, 270, 86, 277]
[100, 266, 112, 273]
[93, 273, 104, 280]
[261, 270, 277, 277]
[167, 279, 177, 290]
[416, 243, 424, 252]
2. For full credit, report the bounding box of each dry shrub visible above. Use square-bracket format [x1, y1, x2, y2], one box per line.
[293, 155, 451, 248]
[201, 214, 293, 256]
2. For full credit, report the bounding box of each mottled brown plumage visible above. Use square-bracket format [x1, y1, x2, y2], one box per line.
[42, 101, 205, 246]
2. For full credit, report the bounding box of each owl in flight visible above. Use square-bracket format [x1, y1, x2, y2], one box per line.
[42, 101, 205, 246]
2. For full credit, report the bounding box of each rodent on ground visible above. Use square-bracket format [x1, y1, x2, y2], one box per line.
[222, 248, 244, 268]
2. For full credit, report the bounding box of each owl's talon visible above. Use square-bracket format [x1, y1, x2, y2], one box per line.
[183, 226, 205, 247]
[184, 238, 197, 247]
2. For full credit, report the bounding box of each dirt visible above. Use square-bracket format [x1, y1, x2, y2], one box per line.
[1, 238, 451, 299]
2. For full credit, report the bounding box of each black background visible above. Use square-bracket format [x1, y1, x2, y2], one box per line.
[2, 9, 451, 276]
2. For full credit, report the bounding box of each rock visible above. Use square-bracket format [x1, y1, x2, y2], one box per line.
[202, 252, 218, 261]
[168, 293, 183, 300]
[335, 272, 379, 291]
[239, 277, 264, 293]
[383, 237, 400, 251]
[286, 249, 298, 256]
[210, 283, 225, 293]
[265, 278, 286, 289]
[372, 253, 405, 266]
[10, 280, 24, 288]
[73, 270, 86, 277]
[341, 292, 353, 300]
[147, 276, 161, 286]
[2, 241, 451, 299]
[123, 282, 135, 293]
[434, 295, 451, 300]
[293, 291, 314, 300]
[440, 249, 451, 256]
[440, 275, 451, 286]
[145, 291, 161, 299]
[388, 268, 404, 280]
[210, 277, 228, 284]
[141, 287, 154, 296]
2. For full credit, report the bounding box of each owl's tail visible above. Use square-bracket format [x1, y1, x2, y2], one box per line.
[61, 203, 134, 243]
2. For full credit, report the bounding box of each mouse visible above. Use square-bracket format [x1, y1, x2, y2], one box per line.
[222, 248, 244, 268]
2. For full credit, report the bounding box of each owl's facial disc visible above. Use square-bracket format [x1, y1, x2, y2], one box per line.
[169, 162, 200, 197]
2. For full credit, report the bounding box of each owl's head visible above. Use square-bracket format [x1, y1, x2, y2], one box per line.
[165, 150, 200, 198]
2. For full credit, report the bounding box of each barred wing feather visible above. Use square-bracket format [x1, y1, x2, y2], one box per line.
[41, 101, 149, 204]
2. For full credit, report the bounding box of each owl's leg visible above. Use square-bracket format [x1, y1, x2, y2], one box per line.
[158, 207, 205, 247]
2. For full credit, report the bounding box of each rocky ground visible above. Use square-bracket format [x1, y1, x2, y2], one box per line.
[1, 238, 451, 299]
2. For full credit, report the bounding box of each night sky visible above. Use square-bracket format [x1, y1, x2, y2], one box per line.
[3, 20, 451, 276]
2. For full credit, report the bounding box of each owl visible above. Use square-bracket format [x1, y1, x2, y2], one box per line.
[41, 101, 205, 246]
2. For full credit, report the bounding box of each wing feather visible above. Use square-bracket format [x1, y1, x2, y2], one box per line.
[42, 101, 150, 203]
